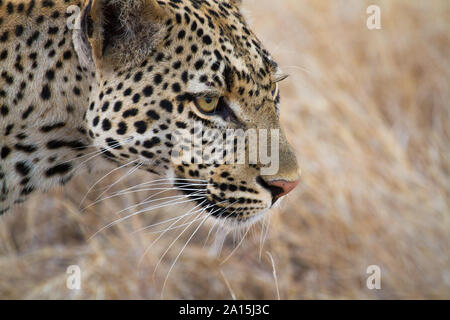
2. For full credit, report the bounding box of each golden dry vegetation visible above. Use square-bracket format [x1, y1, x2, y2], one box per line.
[1, 0, 449, 299]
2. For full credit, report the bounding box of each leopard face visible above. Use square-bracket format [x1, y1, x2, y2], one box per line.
[77, 0, 300, 226]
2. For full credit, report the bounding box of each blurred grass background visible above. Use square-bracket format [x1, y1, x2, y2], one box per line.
[0, 0, 449, 299]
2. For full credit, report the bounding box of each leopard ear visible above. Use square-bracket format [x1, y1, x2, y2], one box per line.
[74, 0, 166, 68]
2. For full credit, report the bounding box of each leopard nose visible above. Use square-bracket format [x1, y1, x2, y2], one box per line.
[267, 179, 300, 199]
[257, 177, 300, 204]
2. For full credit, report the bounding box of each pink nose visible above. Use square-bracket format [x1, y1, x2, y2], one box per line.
[267, 179, 300, 199]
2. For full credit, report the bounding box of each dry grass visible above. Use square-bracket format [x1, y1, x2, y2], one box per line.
[1, 0, 449, 299]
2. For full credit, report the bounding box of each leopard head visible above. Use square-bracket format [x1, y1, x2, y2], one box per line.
[73, 0, 300, 227]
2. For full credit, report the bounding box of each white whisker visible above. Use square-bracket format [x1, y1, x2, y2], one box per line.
[84, 183, 207, 211]
[221, 224, 251, 265]
[79, 159, 139, 208]
[152, 201, 227, 276]
[93, 161, 143, 203]
[88, 196, 204, 240]
[137, 200, 209, 267]
[116, 190, 206, 215]
[266, 251, 280, 300]
[203, 202, 238, 247]
[161, 205, 225, 298]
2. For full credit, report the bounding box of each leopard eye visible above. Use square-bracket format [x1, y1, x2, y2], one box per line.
[194, 96, 219, 114]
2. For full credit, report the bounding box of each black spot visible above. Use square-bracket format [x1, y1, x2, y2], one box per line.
[45, 163, 73, 177]
[0, 31, 9, 42]
[6, 2, 13, 14]
[105, 138, 122, 150]
[42, 0, 54, 8]
[27, 0, 36, 15]
[181, 71, 189, 83]
[73, 87, 81, 95]
[141, 151, 154, 159]
[123, 88, 132, 96]
[154, 74, 163, 85]
[20, 186, 35, 196]
[40, 122, 65, 132]
[142, 85, 153, 97]
[15, 161, 31, 176]
[178, 30, 186, 39]
[160, 100, 173, 113]
[46, 140, 87, 150]
[113, 101, 123, 112]
[101, 101, 110, 112]
[41, 84, 51, 100]
[17, 3, 25, 12]
[173, 61, 182, 69]
[26, 31, 40, 46]
[223, 65, 234, 92]
[134, 72, 143, 82]
[1, 146, 11, 159]
[14, 143, 37, 153]
[63, 50, 72, 59]
[15, 25, 24, 37]
[175, 121, 186, 129]
[102, 119, 112, 131]
[132, 93, 141, 103]
[143, 137, 160, 149]
[117, 122, 127, 135]
[175, 46, 183, 54]
[45, 69, 55, 81]
[134, 121, 147, 134]
[172, 83, 181, 93]
[195, 59, 204, 70]
[0, 50, 7, 60]
[203, 35, 212, 45]
[48, 26, 59, 35]
[123, 108, 138, 118]
[146, 110, 160, 120]
[22, 105, 34, 119]
[0, 104, 9, 116]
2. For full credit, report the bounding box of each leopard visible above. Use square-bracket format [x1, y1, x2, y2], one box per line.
[0, 0, 300, 228]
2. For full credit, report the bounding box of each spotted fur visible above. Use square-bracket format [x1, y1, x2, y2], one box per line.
[0, 0, 299, 226]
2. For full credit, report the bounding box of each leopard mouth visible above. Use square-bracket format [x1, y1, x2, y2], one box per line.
[173, 179, 267, 223]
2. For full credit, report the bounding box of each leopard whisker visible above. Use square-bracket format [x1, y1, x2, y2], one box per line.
[161, 212, 211, 298]
[83, 184, 207, 210]
[133, 200, 208, 235]
[152, 200, 231, 237]
[152, 201, 227, 276]
[88, 195, 205, 240]
[137, 200, 209, 267]
[203, 201, 239, 247]
[61, 137, 133, 169]
[259, 214, 271, 261]
[79, 158, 140, 208]
[92, 161, 143, 203]
[115, 190, 206, 215]
[220, 223, 252, 265]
